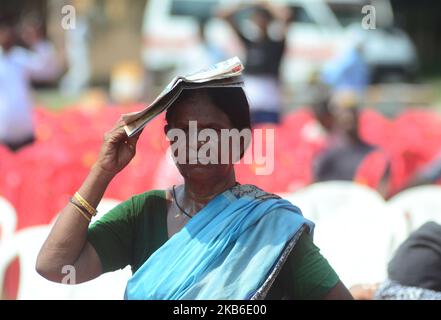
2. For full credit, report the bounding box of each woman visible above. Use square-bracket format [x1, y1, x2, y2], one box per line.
[217, 3, 289, 125]
[36, 86, 352, 300]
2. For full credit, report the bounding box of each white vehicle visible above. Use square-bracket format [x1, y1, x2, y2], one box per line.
[142, 0, 418, 90]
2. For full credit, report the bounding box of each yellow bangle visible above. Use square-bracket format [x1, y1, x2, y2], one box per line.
[74, 192, 97, 217]
[69, 199, 91, 223]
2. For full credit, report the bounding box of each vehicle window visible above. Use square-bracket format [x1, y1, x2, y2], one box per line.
[289, 5, 315, 24]
[171, 0, 220, 21]
[329, 3, 364, 27]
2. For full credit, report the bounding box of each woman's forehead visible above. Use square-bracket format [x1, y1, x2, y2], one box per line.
[170, 98, 232, 127]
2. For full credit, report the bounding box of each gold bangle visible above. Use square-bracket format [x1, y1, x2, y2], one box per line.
[74, 192, 97, 217]
[69, 199, 91, 223]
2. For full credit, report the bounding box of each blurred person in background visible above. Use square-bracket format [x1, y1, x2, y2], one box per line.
[321, 28, 370, 96]
[297, 84, 337, 162]
[376, 221, 441, 299]
[18, 13, 60, 82]
[197, 20, 227, 65]
[351, 222, 441, 300]
[313, 90, 390, 197]
[301, 84, 335, 146]
[310, 87, 334, 135]
[0, 14, 59, 152]
[217, 2, 292, 125]
[178, 20, 228, 76]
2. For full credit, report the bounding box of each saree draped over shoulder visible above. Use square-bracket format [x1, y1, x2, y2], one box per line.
[124, 184, 314, 300]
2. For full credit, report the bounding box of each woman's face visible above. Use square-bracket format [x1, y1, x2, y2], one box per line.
[165, 94, 236, 182]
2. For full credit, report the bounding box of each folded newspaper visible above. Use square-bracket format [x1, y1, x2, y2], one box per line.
[122, 57, 245, 137]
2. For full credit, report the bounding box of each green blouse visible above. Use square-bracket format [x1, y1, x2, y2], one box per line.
[87, 190, 339, 299]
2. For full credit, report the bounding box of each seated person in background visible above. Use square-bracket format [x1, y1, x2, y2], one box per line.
[313, 90, 390, 197]
[351, 222, 441, 300]
[303, 84, 337, 147]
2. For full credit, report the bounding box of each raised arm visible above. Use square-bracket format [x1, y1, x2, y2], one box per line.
[18, 19, 61, 82]
[216, 3, 249, 40]
[36, 118, 142, 283]
[217, 2, 292, 41]
[261, 2, 293, 34]
[25, 42, 61, 82]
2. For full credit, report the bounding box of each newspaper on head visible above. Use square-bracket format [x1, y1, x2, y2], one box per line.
[122, 57, 245, 137]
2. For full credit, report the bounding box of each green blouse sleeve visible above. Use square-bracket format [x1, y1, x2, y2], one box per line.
[87, 197, 136, 273]
[87, 190, 168, 274]
[283, 232, 340, 299]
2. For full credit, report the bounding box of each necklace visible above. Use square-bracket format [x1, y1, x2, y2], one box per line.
[172, 185, 194, 219]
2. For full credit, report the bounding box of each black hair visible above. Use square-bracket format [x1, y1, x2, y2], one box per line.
[0, 13, 17, 28]
[312, 92, 332, 117]
[165, 87, 251, 132]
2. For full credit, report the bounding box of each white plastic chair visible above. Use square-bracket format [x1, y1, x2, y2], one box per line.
[0, 224, 132, 300]
[387, 185, 441, 252]
[0, 225, 75, 299]
[0, 196, 17, 243]
[0, 197, 132, 299]
[282, 181, 394, 287]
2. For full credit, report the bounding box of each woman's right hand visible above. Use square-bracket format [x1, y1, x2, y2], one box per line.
[93, 117, 142, 178]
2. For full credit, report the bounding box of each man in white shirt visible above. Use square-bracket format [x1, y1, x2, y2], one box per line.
[0, 15, 59, 151]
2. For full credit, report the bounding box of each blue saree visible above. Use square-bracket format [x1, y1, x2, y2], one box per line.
[124, 184, 314, 300]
